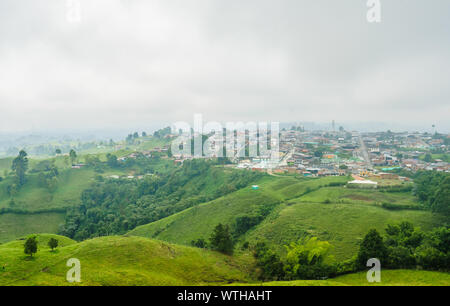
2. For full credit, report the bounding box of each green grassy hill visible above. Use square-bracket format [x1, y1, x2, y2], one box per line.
[0, 168, 96, 212]
[129, 176, 446, 260]
[1, 234, 448, 286]
[0, 234, 252, 286]
[244, 201, 445, 260]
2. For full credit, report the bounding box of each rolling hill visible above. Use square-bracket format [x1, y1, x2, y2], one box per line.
[0, 234, 252, 286]
[1, 234, 448, 286]
[129, 175, 447, 260]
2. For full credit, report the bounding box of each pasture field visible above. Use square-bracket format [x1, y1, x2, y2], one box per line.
[0, 234, 251, 286]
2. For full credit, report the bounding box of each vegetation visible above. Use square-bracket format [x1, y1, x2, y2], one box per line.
[209, 223, 234, 255]
[0, 234, 250, 286]
[414, 171, 450, 215]
[48, 238, 58, 251]
[60, 159, 262, 240]
[356, 229, 388, 268]
[11, 150, 28, 187]
[24, 236, 38, 257]
[0, 136, 448, 286]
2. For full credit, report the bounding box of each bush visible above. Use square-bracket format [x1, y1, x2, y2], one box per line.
[191, 238, 207, 249]
[356, 229, 388, 269]
[233, 215, 263, 237]
[209, 224, 233, 255]
[387, 246, 416, 268]
[284, 237, 336, 280]
[252, 242, 284, 281]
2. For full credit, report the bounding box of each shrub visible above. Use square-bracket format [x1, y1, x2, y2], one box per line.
[209, 224, 233, 255]
[356, 229, 388, 269]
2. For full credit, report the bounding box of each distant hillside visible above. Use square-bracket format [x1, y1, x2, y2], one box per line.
[0, 234, 251, 286]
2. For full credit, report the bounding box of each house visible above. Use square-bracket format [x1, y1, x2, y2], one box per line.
[347, 179, 378, 188]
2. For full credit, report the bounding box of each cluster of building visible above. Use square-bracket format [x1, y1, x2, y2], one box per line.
[235, 129, 450, 182]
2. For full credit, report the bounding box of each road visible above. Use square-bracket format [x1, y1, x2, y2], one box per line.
[358, 134, 372, 169]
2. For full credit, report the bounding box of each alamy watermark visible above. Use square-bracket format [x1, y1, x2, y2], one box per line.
[366, 258, 381, 283]
[367, 0, 382, 23]
[171, 114, 280, 168]
[66, 258, 81, 283]
[66, 0, 82, 23]
[66, 1, 382, 25]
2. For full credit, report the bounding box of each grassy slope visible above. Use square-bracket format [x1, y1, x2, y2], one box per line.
[298, 187, 418, 206]
[0, 168, 96, 211]
[0, 234, 251, 286]
[129, 176, 446, 261]
[0, 138, 172, 243]
[1, 234, 448, 286]
[0, 213, 65, 244]
[245, 201, 446, 260]
[128, 176, 281, 245]
[233, 270, 450, 286]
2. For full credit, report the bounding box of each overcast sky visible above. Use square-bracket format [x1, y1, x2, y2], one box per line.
[0, 0, 449, 133]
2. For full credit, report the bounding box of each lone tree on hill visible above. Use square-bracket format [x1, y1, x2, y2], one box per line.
[11, 150, 28, 186]
[210, 223, 234, 255]
[48, 238, 59, 251]
[24, 236, 38, 258]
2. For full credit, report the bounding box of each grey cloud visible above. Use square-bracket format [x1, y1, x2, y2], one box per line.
[0, 0, 449, 133]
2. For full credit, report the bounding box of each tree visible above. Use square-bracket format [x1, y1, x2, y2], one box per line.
[431, 176, 450, 216]
[284, 237, 335, 279]
[55, 148, 62, 155]
[69, 149, 77, 165]
[11, 150, 28, 186]
[106, 153, 118, 168]
[424, 154, 433, 163]
[252, 242, 284, 281]
[48, 238, 58, 251]
[142, 131, 147, 137]
[24, 236, 38, 257]
[210, 223, 233, 255]
[357, 229, 388, 269]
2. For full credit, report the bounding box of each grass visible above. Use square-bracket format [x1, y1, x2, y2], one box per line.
[298, 186, 419, 207]
[331, 269, 450, 286]
[0, 234, 251, 286]
[0, 168, 97, 211]
[1, 234, 448, 286]
[128, 176, 281, 245]
[244, 201, 446, 260]
[232, 270, 450, 286]
[0, 213, 65, 244]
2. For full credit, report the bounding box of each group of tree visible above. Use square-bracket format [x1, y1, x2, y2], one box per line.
[223, 221, 450, 282]
[413, 171, 449, 216]
[153, 127, 172, 139]
[356, 222, 449, 271]
[23, 236, 59, 258]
